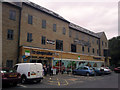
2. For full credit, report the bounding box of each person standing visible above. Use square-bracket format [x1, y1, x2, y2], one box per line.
[43, 64, 47, 76]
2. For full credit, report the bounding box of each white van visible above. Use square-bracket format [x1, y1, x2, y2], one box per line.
[14, 63, 44, 84]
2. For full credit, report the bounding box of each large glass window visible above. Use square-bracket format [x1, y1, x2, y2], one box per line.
[7, 29, 14, 40]
[28, 15, 33, 24]
[42, 36, 46, 45]
[71, 44, 76, 52]
[42, 20, 46, 29]
[56, 40, 63, 51]
[27, 33, 32, 42]
[9, 10, 16, 20]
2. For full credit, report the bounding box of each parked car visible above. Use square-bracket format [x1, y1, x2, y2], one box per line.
[1, 67, 21, 86]
[93, 67, 104, 76]
[100, 67, 112, 75]
[72, 66, 95, 76]
[114, 67, 120, 73]
[14, 63, 44, 84]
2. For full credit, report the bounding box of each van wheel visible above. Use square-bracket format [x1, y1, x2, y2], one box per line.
[21, 76, 26, 84]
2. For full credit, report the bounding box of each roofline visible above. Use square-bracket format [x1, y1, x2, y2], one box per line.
[69, 25, 100, 39]
[23, 2, 70, 23]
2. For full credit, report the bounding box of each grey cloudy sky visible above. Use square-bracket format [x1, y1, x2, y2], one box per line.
[29, 0, 118, 39]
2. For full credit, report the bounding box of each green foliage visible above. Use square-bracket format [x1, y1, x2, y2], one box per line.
[108, 36, 120, 67]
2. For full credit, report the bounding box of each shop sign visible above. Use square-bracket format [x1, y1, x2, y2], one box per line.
[78, 56, 80, 60]
[25, 50, 30, 56]
[47, 39, 55, 45]
[74, 39, 91, 47]
[31, 50, 53, 55]
[93, 57, 101, 60]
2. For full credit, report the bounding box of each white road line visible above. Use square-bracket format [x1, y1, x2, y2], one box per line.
[18, 84, 27, 88]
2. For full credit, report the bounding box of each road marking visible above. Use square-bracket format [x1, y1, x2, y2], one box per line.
[64, 80, 69, 85]
[58, 81, 60, 86]
[18, 84, 27, 88]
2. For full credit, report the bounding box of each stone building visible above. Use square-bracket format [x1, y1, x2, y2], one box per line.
[1, 1, 110, 70]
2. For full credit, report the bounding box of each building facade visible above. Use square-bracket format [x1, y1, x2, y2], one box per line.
[1, 1, 110, 71]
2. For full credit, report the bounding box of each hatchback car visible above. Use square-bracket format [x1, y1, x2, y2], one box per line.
[100, 67, 112, 75]
[1, 67, 21, 86]
[72, 66, 95, 76]
[114, 67, 120, 73]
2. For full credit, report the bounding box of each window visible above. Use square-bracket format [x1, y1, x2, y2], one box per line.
[69, 29, 72, 37]
[76, 32, 78, 39]
[6, 60, 13, 68]
[71, 44, 76, 52]
[53, 24, 57, 32]
[42, 36, 46, 45]
[88, 47, 90, 53]
[42, 20, 46, 29]
[102, 41, 104, 46]
[27, 33, 32, 42]
[9, 10, 16, 20]
[82, 46, 84, 52]
[56, 40, 63, 51]
[97, 49, 99, 55]
[28, 15, 33, 24]
[92, 48, 95, 54]
[105, 42, 107, 47]
[97, 40, 99, 45]
[62, 27, 66, 35]
[7, 29, 14, 40]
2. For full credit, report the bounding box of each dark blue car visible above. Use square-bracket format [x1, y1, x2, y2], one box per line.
[72, 66, 95, 76]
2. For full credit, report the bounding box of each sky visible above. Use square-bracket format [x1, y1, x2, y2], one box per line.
[29, 0, 119, 40]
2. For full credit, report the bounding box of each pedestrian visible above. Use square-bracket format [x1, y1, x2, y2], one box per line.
[43, 64, 47, 76]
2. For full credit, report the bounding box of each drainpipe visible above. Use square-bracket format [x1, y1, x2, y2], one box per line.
[17, 5, 22, 64]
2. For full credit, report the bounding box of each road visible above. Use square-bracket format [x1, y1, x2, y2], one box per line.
[2, 72, 119, 89]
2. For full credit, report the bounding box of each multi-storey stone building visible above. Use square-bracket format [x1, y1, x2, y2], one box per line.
[1, 1, 110, 70]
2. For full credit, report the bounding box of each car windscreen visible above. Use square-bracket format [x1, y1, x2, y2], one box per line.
[1, 69, 16, 73]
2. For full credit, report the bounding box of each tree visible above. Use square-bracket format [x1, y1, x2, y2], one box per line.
[108, 36, 120, 67]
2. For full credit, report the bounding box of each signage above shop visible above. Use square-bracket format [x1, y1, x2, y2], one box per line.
[74, 39, 91, 47]
[47, 39, 55, 45]
[25, 50, 30, 56]
[31, 50, 53, 55]
[93, 57, 101, 60]
[78, 56, 80, 60]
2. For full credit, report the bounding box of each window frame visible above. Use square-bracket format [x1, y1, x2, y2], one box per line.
[42, 20, 46, 29]
[7, 29, 14, 40]
[9, 10, 16, 21]
[41, 36, 46, 45]
[53, 24, 57, 32]
[28, 14, 33, 24]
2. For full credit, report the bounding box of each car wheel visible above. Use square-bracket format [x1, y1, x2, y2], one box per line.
[21, 76, 26, 84]
[86, 72, 90, 76]
[72, 71, 76, 75]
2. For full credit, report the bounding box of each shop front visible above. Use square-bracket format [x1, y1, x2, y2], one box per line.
[20, 46, 105, 72]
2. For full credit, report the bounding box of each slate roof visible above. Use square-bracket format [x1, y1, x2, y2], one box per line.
[23, 1, 69, 23]
[69, 23, 100, 38]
